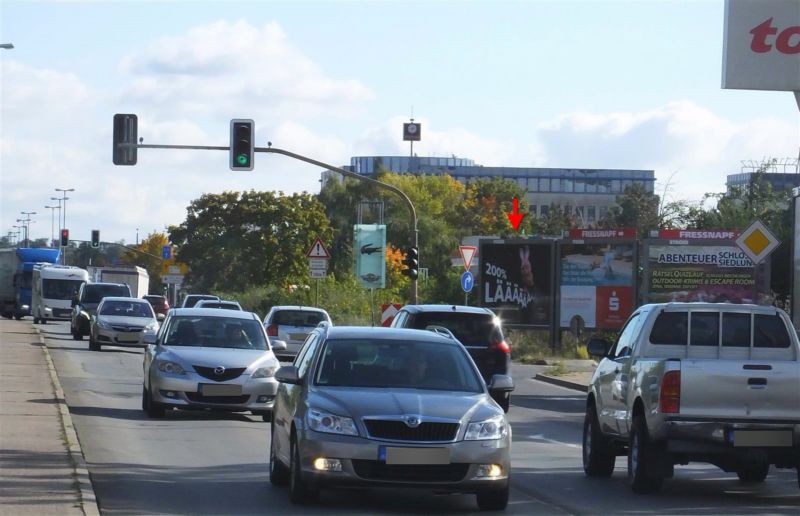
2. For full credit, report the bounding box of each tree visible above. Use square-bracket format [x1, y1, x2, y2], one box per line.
[599, 183, 660, 237]
[120, 232, 169, 293]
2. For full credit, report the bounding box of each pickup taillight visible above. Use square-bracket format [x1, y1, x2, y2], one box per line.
[660, 370, 681, 414]
[266, 324, 278, 337]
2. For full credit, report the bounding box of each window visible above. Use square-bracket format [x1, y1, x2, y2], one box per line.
[562, 178, 573, 192]
[540, 178, 550, 192]
[574, 180, 586, 193]
[610, 313, 641, 359]
[753, 314, 790, 348]
[296, 334, 320, 379]
[540, 205, 550, 216]
[612, 179, 621, 193]
[587, 206, 596, 222]
[722, 313, 751, 347]
[530, 205, 537, 216]
[585, 180, 597, 193]
[551, 178, 561, 192]
[650, 311, 688, 345]
[690, 312, 719, 346]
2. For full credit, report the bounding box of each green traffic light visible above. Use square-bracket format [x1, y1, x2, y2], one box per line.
[237, 154, 249, 165]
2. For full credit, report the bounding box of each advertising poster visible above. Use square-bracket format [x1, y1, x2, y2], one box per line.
[353, 224, 386, 289]
[645, 243, 768, 304]
[559, 240, 635, 330]
[479, 240, 553, 327]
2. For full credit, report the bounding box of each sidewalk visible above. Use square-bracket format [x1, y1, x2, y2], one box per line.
[534, 359, 595, 391]
[0, 318, 98, 515]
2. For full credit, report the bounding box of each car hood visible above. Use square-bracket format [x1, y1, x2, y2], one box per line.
[309, 387, 499, 423]
[159, 346, 276, 371]
[97, 315, 154, 327]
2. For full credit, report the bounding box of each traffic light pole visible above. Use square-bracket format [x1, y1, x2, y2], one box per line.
[127, 142, 420, 303]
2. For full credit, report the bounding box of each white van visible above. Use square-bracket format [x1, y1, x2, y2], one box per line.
[32, 265, 89, 324]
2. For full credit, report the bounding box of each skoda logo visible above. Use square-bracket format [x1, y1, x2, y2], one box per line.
[214, 366, 226, 375]
[403, 415, 421, 428]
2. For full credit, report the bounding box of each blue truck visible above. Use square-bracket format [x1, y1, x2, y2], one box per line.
[0, 247, 61, 319]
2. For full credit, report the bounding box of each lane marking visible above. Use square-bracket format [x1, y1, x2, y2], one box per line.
[527, 434, 582, 449]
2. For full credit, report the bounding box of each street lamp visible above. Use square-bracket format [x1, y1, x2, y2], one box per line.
[44, 205, 59, 247]
[55, 188, 74, 264]
[19, 212, 36, 247]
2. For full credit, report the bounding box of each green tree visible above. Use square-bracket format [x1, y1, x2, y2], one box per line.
[599, 183, 661, 237]
[120, 232, 169, 293]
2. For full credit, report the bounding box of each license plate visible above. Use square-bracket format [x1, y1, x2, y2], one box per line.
[733, 430, 793, 447]
[116, 334, 141, 343]
[201, 384, 242, 396]
[378, 446, 450, 465]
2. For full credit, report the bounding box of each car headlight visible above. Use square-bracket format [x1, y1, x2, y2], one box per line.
[97, 320, 113, 330]
[251, 364, 278, 379]
[157, 360, 186, 375]
[143, 321, 159, 333]
[307, 409, 358, 436]
[465, 415, 508, 441]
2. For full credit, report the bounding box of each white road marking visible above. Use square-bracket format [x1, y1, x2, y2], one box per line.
[528, 434, 582, 449]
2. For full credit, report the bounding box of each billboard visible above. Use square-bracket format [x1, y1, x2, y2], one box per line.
[722, 0, 800, 91]
[559, 239, 636, 330]
[793, 190, 799, 328]
[479, 240, 554, 327]
[354, 224, 386, 289]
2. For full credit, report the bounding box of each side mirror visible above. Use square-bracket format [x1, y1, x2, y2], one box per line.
[586, 337, 611, 358]
[271, 339, 287, 352]
[71, 297, 78, 307]
[488, 374, 514, 413]
[142, 334, 157, 345]
[275, 365, 300, 385]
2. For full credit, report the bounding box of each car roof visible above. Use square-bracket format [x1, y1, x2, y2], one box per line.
[640, 302, 783, 314]
[270, 305, 329, 313]
[170, 307, 257, 319]
[399, 304, 494, 315]
[86, 282, 128, 288]
[196, 300, 240, 306]
[99, 296, 147, 303]
[324, 325, 457, 343]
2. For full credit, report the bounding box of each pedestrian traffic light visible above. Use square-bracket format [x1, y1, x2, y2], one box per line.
[230, 119, 254, 171]
[113, 114, 138, 166]
[60, 229, 69, 247]
[91, 230, 100, 248]
[401, 246, 419, 280]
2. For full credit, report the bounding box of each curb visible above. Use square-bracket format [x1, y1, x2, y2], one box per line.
[534, 373, 589, 392]
[37, 329, 101, 516]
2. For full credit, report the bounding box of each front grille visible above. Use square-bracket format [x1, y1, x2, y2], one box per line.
[193, 366, 246, 382]
[364, 420, 459, 442]
[111, 325, 143, 333]
[351, 460, 468, 483]
[185, 392, 250, 404]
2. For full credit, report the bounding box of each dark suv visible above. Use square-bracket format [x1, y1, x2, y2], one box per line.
[71, 282, 131, 339]
[390, 305, 511, 403]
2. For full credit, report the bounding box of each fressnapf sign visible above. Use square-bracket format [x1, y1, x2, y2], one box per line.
[722, 0, 800, 91]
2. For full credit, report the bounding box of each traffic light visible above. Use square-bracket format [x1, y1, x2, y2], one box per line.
[91, 230, 100, 248]
[113, 114, 138, 166]
[60, 229, 69, 247]
[230, 119, 254, 171]
[401, 246, 419, 280]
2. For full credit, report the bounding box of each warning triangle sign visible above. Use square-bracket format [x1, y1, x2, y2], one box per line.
[459, 246, 476, 271]
[306, 238, 331, 258]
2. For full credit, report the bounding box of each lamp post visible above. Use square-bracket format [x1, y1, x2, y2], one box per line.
[55, 188, 74, 264]
[19, 212, 36, 247]
[11, 226, 21, 246]
[44, 204, 59, 247]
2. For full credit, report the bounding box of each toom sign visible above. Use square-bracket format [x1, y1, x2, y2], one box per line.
[722, 0, 800, 91]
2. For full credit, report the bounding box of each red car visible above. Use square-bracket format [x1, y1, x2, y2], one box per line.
[143, 295, 169, 319]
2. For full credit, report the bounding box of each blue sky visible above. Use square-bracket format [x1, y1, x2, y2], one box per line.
[2, 0, 797, 244]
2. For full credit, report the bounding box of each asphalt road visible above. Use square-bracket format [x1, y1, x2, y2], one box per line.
[38, 320, 800, 515]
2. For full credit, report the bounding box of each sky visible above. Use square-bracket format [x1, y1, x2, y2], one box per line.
[1, 0, 798, 246]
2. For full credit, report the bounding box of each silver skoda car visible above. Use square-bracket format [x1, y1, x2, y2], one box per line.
[142, 308, 284, 421]
[270, 325, 514, 510]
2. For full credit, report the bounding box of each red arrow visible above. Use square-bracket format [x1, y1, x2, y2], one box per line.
[506, 196, 525, 231]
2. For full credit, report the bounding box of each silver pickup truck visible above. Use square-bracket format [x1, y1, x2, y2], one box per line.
[583, 302, 800, 493]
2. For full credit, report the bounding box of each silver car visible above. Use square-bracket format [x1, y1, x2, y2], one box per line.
[89, 297, 159, 351]
[263, 305, 332, 359]
[270, 325, 514, 510]
[142, 308, 285, 422]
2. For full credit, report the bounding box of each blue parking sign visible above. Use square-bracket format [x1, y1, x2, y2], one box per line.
[162, 245, 171, 259]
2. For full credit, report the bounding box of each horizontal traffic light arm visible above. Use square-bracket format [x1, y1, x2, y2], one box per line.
[67, 240, 164, 260]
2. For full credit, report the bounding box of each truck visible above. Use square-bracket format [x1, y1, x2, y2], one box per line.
[32, 265, 90, 324]
[87, 266, 149, 298]
[0, 247, 61, 319]
[583, 302, 800, 493]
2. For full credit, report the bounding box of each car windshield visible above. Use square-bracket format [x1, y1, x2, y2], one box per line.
[412, 312, 501, 347]
[163, 315, 268, 350]
[43, 279, 84, 300]
[184, 295, 217, 308]
[99, 300, 153, 318]
[199, 302, 239, 310]
[315, 338, 483, 392]
[273, 310, 326, 327]
[83, 285, 130, 304]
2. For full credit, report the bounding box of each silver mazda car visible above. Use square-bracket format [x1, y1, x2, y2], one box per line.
[269, 324, 514, 510]
[142, 308, 284, 421]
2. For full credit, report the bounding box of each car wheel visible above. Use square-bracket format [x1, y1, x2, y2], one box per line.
[737, 462, 769, 483]
[33, 316, 39, 324]
[476, 481, 509, 511]
[41, 318, 47, 325]
[72, 324, 83, 341]
[270, 424, 289, 486]
[628, 416, 663, 494]
[143, 385, 165, 418]
[289, 436, 317, 504]
[257, 411, 272, 423]
[14, 314, 23, 320]
[583, 406, 615, 477]
[89, 336, 100, 351]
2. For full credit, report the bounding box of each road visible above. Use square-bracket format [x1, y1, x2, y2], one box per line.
[37, 320, 800, 515]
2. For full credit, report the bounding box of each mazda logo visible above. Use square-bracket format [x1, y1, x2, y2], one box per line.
[403, 416, 421, 428]
[214, 366, 226, 375]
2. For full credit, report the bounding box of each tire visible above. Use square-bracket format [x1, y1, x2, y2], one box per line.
[41, 318, 47, 325]
[583, 407, 616, 477]
[289, 437, 317, 504]
[71, 324, 83, 340]
[143, 385, 165, 418]
[269, 424, 290, 486]
[476, 482, 509, 511]
[89, 336, 100, 351]
[14, 314, 23, 320]
[737, 462, 769, 483]
[628, 416, 663, 494]
[33, 316, 40, 324]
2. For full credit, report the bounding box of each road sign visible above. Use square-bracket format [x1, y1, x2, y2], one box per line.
[163, 274, 184, 285]
[162, 245, 171, 259]
[306, 237, 331, 258]
[735, 220, 780, 264]
[459, 246, 477, 271]
[381, 303, 402, 327]
[310, 269, 327, 279]
[309, 258, 328, 270]
[461, 271, 475, 293]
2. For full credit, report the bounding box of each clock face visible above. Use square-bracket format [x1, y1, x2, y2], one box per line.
[407, 124, 417, 134]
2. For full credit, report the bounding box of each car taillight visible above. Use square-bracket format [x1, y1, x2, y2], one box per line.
[491, 339, 511, 354]
[266, 324, 278, 337]
[659, 370, 681, 414]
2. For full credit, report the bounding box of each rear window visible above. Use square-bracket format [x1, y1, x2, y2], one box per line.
[409, 312, 501, 347]
[722, 313, 751, 347]
[83, 285, 130, 304]
[650, 312, 687, 345]
[690, 312, 719, 346]
[273, 310, 327, 327]
[754, 314, 790, 348]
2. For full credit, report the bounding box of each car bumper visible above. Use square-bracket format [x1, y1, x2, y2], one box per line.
[150, 372, 279, 412]
[94, 327, 152, 346]
[296, 429, 511, 493]
[662, 419, 800, 461]
[43, 306, 73, 320]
